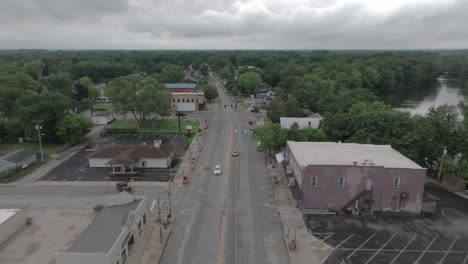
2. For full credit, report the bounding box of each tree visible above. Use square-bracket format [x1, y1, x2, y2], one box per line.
[285, 96, 301, 117]
[76, 77, 98, 101]
[202, 84, 218, 101]
[266, 97, 286, 123]
[200, 63, 209, 77]
[238, 72, 262, 95]
[22, 60, 44, 80]
[42, 73, 73, 96]
[252, 123, 287, 152]
[219, 65, 235, 81]
[56, 114, 92, 142]
[106, 75, 171, 126]
[159, 64, 184, 83]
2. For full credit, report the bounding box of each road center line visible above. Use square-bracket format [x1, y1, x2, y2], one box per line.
[390, 234, 417, 264]
[347, 234, 375, 259]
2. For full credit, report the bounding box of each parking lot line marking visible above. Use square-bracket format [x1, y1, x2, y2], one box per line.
[323, 233, 334, 242]
[438, 235, 459, 264]
[335, 234, 354, 249]
[347, 234, 375, 259]
[49, 177, 56, 181]
[76, 177, 83, 182]
[150, 200, 157, 212]
[414, 235, 438, 264]
[390, 234, 417, 264]
[364, 234, 396, 264]
[463, 252, 468, 264]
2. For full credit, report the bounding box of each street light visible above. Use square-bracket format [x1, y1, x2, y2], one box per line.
[35, 125, 44, 163]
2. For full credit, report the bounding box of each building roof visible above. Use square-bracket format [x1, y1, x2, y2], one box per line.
[287, 141, 423, 169]
[67, 200, 142, 253]
[89, 144, 173, 165]
[164, 83, 196, 89]
[0, 148, 35, 164]
[0, 159, 16, 173]
[70, 101, 92, 113]
[0, 209, 21, 225]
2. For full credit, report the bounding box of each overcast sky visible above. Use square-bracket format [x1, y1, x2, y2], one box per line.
[0, 0, 466, 49]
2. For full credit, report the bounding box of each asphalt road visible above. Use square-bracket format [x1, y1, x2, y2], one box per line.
[159, 74, 289, 264]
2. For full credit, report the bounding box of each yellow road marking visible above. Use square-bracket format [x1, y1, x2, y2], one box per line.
[218, 215, 225, 264]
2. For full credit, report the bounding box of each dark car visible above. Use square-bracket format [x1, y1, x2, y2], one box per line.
[248, 120, 254, 125]
[251, 108, 260, 113]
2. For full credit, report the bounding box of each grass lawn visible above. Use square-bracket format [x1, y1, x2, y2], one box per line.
[93, 103, 113, 111]
[0, 143, 62, 156]
[109, 118, 200, 134]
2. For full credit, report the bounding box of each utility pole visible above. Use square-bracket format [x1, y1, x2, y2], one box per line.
[437, 147, 448, 182]
[177, 112, 181, 132]
[157, 196, 161, 225]
[35, 124, 44, 162]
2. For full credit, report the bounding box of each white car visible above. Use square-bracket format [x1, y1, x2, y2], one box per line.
[214, 165, 222, 175]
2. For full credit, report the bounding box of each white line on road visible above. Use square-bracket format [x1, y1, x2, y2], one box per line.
[335, 234, 354, 249]
[438, 235, 459, 264]
[347, 234, 375, 259]
[390, 234, 417, 264]
[414, 235, 438, 264]
[150, 200, 157, 212]
[463, 252, 468, 264]
[76, 177, 83, 182]
[364, 234, 396, 264]
[49, 177, 56, 181]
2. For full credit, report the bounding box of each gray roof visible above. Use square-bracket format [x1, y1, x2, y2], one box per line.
[0, 160, 16, 173]
[164, 83, 196, 89]
[287, 141, 423, 169]
[0, 148, 35, 164]
[67, 200, 142, 253]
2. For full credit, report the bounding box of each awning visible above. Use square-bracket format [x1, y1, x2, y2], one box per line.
[275, 153, 285, 163]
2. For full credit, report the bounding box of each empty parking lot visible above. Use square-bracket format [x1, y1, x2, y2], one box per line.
[307, 184, 468, 264]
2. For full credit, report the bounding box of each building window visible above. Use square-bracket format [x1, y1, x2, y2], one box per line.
[142, 161, 146, 167]
[173, 98, 175, 102]
[177, 99, 180, 102]
[338, 177, 345, 188]
[173, 104, 175, 108]
[182, 99, 185, 102]
[311, 177, 318, 188]
[191, 99, 194, 102]
[393, 177, 400, 188]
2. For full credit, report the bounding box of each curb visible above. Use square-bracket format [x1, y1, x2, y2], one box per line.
[156, 215, 176, 264]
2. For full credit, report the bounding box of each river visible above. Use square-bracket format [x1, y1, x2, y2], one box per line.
[389, 76, 466, 116]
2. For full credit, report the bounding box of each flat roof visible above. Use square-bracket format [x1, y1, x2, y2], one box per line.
[67, 200, 142, 253]
[0, 209, 21, 225]
[164, 83, 196, 89]
[287, 141, 423, 169]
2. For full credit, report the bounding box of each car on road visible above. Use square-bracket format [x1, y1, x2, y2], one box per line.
[251, 108, 260, 113]
[256, 142, 263, 151]
[248, 120, 254, 125]
[250, 126, 255, 130]
[232, 149, 239, 156]
[214, 165, 222, 175]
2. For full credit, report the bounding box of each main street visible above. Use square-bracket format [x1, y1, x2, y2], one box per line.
[160, 74, 289, 264]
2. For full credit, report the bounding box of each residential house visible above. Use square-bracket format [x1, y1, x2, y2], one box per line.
[68, 102, 92, 120]
[92, 111, 115, 125]
[0, 148, 37, 173]
[280, 114, 323, 129]
[284, 141, 426, 214]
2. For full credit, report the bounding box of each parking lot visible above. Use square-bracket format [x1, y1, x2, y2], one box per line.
[307, 184, 468, 264]
[39, 134, 186, 182]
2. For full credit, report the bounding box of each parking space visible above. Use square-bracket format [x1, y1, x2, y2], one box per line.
[307, 184, 468, 264]
[39, 134, 186, 182]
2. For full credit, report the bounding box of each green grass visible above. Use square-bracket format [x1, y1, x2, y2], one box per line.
[0, 143, 62, 156]
[108, 118, 200, 134]
[93, 103, 113, 111]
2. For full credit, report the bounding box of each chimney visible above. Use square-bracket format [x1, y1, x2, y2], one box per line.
[153, 140, 162, 148]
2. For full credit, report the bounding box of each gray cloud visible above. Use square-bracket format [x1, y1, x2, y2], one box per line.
[0, 0, 466, 49]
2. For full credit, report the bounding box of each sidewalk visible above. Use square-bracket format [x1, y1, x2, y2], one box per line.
[268, 163, 333, 264]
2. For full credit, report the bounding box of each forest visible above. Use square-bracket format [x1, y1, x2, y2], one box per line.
[1, 50, 468, 179]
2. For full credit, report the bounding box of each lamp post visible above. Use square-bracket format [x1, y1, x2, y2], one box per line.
[35, 125, 44, 163]
[437, 147, 448, 182]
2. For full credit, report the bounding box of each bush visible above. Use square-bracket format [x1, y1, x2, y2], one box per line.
[93, 204, 104, 212]
[105, 127, 138, 134]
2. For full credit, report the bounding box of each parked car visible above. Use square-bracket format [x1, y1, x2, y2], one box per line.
[248, 120, 254, 125]
[214, 165, 222, 175]
[251, 108, 260, 113]
[256, 142, 263, 151]
[116, 182, 132, 192]
[232, 149, 239, 156]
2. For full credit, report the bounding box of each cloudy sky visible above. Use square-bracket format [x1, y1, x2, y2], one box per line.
[0, 0, 466, 49]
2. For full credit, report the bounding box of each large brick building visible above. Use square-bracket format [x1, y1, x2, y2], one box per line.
[164, 83, 205, 112]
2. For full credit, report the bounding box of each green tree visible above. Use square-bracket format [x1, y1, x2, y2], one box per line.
[202, 84, 218, 101]
[56, 114, 92, 142]
[159, 64, 184, 83]
[252, 123, 287, 151]
[266, 97, 286, 123]
[42, 73, 73, 96]
[22, 60, 44, 80]
[297, 129, 327, 142]
[76, 77, 98, 101]
[200, 63, 209, 77]
[219, 65, 235, 81]
[238, 72, 262, 95]
[106, 75, 171, 126]
[285, 96, 301, 117]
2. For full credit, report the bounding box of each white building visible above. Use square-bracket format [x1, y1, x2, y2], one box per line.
[0, 209, 27, 245]
[280, 113, 323, 130]
[55, 196, 148, 264]
[92, 111, 115, 125]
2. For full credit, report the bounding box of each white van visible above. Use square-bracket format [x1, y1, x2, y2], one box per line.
[256, 142, 263, 151]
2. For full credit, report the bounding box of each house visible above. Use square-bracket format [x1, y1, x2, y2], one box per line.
[440, 175, 466, 192]
[55, 195, 147, 264]
[68, 102, 92, 120]
[280, 114, 323, 129]
[0, 148, 37, 173]
[284, 141, 426, 214]
[92, 111, 115, 125]
[164, 83, 205, 112]
[88, 143, 174, 174]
